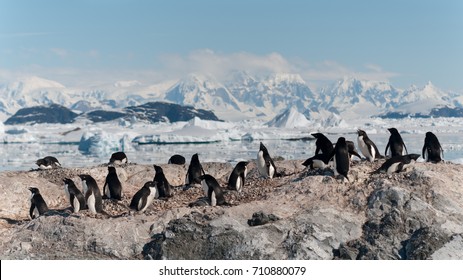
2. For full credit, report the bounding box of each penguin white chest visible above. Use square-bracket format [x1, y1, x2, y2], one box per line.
[257, 151, 267, 177]
[235, 177, 242, 192]
[210, 190, 217, 206]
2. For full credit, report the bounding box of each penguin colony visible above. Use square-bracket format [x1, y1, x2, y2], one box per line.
[28, 130, 443, 219]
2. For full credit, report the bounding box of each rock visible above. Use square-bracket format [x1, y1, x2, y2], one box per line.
[247, 211, 280, 226]
[0, 159, 463, 259]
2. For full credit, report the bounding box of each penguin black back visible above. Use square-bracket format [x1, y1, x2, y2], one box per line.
[168, 154, 186, 165]
[385, 128, 408, 157]
[130, 181, 159, 212]
[201, 174, 226, 206]
[331, 137, 350, 181]
[153, 164, 173, 198]
[422, 132, 443, 163]
[312, 133, 334, 155]
[103, 166, 122, 200]
[79, 174, 103, 214]
[36, 156, 61, 169]
[29, 187, 49, 219]
[109, 152, 128, 165]
[185, 153, 204, 186]
[228, 161, 248, 192]
[63, 178, 86, 213]
[373, 154, 420, 174]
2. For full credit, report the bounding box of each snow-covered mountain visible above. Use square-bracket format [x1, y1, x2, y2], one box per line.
[0, 73, 461, 123]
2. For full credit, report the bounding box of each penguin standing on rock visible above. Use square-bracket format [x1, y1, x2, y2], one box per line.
[29, 187, 49, 219]
[329, 137, 350, 182]
[130, 181, 159, 212]
[311, 133, 334, 155]
[257, 142, 278, 179]
[63, 178, 86, 213]
[78, 174, 103, 214]
[357, 129, 382, 162]
[103, 166, 122, 200]
[153, 164, 173, 198]
[385, 128, 408, 157]
[228, 161, 248, 192]
[422, 132, 443, 163]
[201, 174, 227, 206]
[185, 153, 204, 187]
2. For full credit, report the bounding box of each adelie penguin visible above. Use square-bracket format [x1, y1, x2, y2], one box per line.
[257, 142, 278, 179]
[103, 166, 122, 200]
[109, 152, 128, 165]
[168, 154, 186, 165]
[228, 161, 248, 192]
[372, 154, 420, 174]
[329, 137, 350, 182]
[78, 174, 103, 214]
[385, 128, 408, 157]
[36, 156, 61, 169]
[302, 153, 332, 170]
[29, 187, 49, 219]
[311, 133, 334, 155]
[357, 129, 382, 162]
[63, 178, 86, 213]
[422, 132, 443, 163]
[185, 153, 205, 187]
[130, 181, 159, 212]
[200, 174, 227, 206]
[153, 164, 173, 198]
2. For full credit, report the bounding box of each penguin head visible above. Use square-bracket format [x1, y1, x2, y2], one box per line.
[29, 187, 40, 194]
[388, 128, 399, 135]
[35, 158, 45, 167]
[408, 154, 421, 161]
[259, 142, 268, 153]
[357, 129, 366, 137]
[153, 164, 164, 174]
[107, 166, 116, 173]
[63, 178, 74, 186]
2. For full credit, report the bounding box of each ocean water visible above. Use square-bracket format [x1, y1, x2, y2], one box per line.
[1, 131, 461, 171]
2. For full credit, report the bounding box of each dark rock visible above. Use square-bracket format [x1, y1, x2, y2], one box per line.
[4, 104, 78, 125]
[247, 211, 280, 226]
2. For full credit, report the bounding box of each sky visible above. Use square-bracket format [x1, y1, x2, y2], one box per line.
[0, 0, 462, 91]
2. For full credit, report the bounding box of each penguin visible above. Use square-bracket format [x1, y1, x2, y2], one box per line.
[153, 164, 173, 198]
[200, 174, 227, 206]
[422, 132, 443, 163]
[227, 161, 248, 192]
[329, 137, 350, 181]
[357, 129, 382, 162]
[103, 166, 122, 200]
[130, 181, 159, 212]
[257, 142, 278, 179]
[63, 178, 86, 213]
[109, 152, 128, 165]
[385, 128, 408, 157]
[372, 154, 420, 174]
[346, 140, 362, 160]
[302, 153, 332, 169]
[78, 174, 103, 214]
[185, 153, 204, 186]
[36, 156, 61, 169]
[311, 133, 334, 155]
[29, 187, 49, 219]
[168, 154, 186, 165]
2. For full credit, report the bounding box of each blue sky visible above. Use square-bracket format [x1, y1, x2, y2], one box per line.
[0, 0, 462, 91]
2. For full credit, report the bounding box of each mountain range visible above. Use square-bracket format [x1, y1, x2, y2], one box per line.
[1, 73, 461, 123]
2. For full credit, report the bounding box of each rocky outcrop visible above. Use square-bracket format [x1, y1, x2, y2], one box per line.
[0, 159, 462, 260]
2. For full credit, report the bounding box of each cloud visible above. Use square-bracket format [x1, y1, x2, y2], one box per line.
[157, 50, 399, 87]
[158, 49, 295, 80]
[50, 48, 68, 58]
